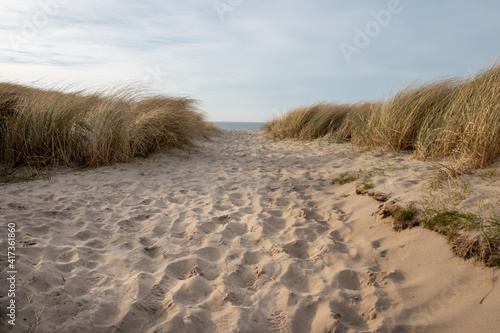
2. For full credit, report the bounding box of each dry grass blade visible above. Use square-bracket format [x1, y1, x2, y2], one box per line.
[430, 159, 475, 180]
[26, 307, 45, 333]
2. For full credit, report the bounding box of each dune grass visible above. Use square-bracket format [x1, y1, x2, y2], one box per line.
[264, 103, 351, 140]
[265, 62, 500, 169]
[0, 83, 208, 169]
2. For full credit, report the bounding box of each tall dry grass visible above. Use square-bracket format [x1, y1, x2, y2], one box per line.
[0, 83, 207, 168]
[371, 79, 457, 150]
[334, 102, 381, 144]
[265, 61, 500, 169]
[264, 103, 351, 140]
[418, 64, 500, 168]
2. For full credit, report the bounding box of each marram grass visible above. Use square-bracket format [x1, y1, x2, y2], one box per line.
[264, 103, 351, 140]
[265, 62, 500, 169]
[0, 83, 208, 168]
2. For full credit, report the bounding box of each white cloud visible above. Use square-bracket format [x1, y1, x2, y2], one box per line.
[1, 0, 499, 121]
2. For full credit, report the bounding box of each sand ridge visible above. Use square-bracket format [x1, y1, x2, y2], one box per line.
[0, 130, 499, 332]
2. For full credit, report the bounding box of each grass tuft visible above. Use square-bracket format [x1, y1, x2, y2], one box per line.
[421, 210, 480, 239]
[0, 83, 208, 168]
[331, 170, 362, 185]
[393, 203, 420, 231]
[264, 61, 500, 169]
[356, 178, 374, 190]
[264, 103, 351, 140]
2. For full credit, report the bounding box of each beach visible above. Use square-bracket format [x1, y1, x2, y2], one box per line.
[1, 129, 499, 332]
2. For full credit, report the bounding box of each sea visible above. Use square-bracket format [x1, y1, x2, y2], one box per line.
[213, 122, 267, 130]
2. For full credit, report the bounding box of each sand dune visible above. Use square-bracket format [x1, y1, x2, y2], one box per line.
[1, 130, 499, 332]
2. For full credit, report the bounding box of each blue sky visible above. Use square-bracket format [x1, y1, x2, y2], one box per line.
[1, 0, 499, 122]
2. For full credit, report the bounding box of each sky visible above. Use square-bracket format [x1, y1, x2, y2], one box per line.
[1, 0, 499, 122]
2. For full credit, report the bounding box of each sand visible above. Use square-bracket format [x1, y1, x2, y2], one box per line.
[0, 129, 499, 332]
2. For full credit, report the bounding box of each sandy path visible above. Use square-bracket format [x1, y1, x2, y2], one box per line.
[0, 130, 499, 332]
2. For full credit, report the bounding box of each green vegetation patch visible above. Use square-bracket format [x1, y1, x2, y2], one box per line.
[393, 203, 420, 231]
[331, 170, 362, 185]
[356, 178, 374, 190]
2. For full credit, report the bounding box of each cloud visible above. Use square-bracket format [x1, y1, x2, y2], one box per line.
[1, 0, 499, 121]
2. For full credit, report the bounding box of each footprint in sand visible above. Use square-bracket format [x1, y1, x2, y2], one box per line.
[171, 276, 212, 306]
[262, 215, 286, 235]
[292, 226, 320, 242]
[333, 269, 362, 291]
[280, 264, 321, 294]
[166, 192, 188, 205]
[289, 299, 322, 332]
[195, 246, 223, 262]
[220, 222, 248, 239]
[266, 311, 291, 333]
[165, 257, 198, 280]
[242, 251, 268, 266]
[228, 194, 246, 207]
[213, 200, 233, 211]
[224, 265, 257, 288]
[329, 300, 370, 331]
[284, 239, 315, 260]
[197, 221, 217, 234]
[166, 256, 221, 281]
[139, 198, 154, 205]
